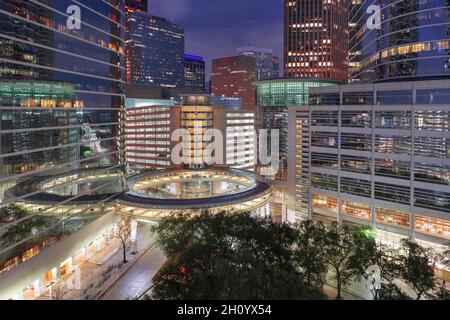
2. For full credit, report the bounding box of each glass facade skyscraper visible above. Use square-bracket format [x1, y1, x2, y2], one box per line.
[184, 54, 206, 91]
[237, 47, 278, 80]
[126, 12, 185, 88]
[125, 0, 148, 13]
[350, 0, 450, 82]
[0, 0, 126, 274]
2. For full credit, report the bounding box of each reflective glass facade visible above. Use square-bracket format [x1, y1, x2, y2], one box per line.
[350, 0, 450, 82]
[0, 0, 126, 274]
[237, 47, 278, 80]
[256, 79, 337, 181]
[184, 54, 206, 91]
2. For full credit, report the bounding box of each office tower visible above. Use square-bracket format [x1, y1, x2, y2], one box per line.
[125, 93, 254, 172]
[211, 56, 257, 110]
[125, 0, 148, 13]
[349, 0, 450, 82]
[284, 0, 349, 82]
[273, 56, 280, 78]
[126, 13, 185, 88]
[255, 78, 338, 220]
[125, 98, 178, 172]
[0, 0, 125, 298]
[237, 47, 277, 80]
[294, 81, 450, 247]
[184, 54, 206, 91]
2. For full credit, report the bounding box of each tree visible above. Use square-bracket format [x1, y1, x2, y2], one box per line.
[398, 239, 435, 300]
[322, 222, 376, 299]
[151, 211, 324, 300]
[111, 218, 132, 263]
[0, 204, 29, 224]
[429, 281, 450, 300]
[49, 280, 66, 300]
[366, 243, 408, 300]
[292, 220, 328, 288]
[427, 242, 450, 300]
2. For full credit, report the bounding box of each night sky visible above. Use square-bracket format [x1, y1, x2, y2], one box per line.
[148, 0, 284, 78]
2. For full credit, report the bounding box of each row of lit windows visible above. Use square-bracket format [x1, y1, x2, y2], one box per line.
[356, 40, 450, 72]
[311, 173, 449, 211]
[311, 154, 450, 184]
[311, 194, 450, 239]
[126, 127, 170, 133]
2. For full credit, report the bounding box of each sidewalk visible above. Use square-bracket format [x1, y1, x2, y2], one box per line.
[32, 223, 154, 300]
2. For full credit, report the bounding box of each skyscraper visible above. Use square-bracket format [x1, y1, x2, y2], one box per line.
[289, 0, 450, 247]
[298, 80, 450, 247]
[284, 0, 349, 82]
[255, 78, 338, 221]
[349, 0, 450, 82]
[126, 13, 185, 88]
[237, 47, 277, 80]
[211, 55, 257, 110]
[273, 56, 280, 78]
[0, 0, 126, 294]
[184, 54, 206, 91]
[125, 0, 148, 13]
[125, 94, 254, 172]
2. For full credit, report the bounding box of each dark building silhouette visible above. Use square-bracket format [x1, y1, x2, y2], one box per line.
[126, 12, 185, 88]
[184, 54, 206, 91]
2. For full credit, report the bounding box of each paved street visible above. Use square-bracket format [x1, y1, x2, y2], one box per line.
[99, 242, 166, 300]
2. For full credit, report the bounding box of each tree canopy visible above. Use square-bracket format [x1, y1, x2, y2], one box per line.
[151, 211, 324, 300]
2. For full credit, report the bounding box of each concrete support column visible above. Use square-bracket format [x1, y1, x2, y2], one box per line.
[130, 220, 138, 252]
[130, 220, 138, 243]
[33, 278, 43, 297]
[71, 254, 79, 270]
[85, 245, 90, 261]
[52, 266, 60, 281]
[67, 256, 73, 272]
[96, 239, 102, 253]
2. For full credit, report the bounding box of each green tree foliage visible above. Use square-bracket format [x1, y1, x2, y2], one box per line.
[442, 242, 450, 270]
[367, 244, 409, 300]
[150, 210, 445, 300]
[321, 222, 376, 299]
[292, 220, 328, 288]
[151, 211, 324, 300]
[0, 204, 29, 224]
[398, 239, 435, 300]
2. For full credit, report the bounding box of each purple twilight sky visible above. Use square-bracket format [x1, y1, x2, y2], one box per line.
[148, 0, 284, 78]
